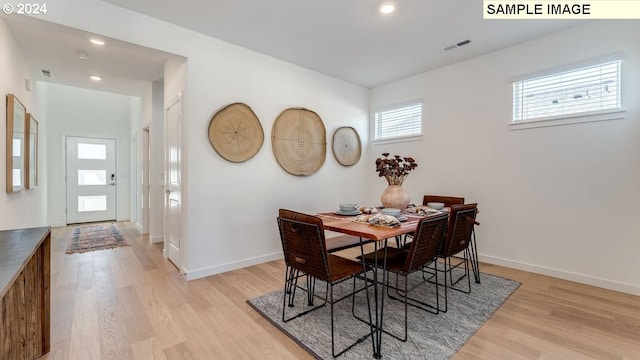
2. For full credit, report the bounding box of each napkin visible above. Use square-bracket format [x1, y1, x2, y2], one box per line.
[356, 213, 400, 227]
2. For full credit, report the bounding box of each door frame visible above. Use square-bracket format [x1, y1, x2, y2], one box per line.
[64, 135, 118, 225]
[164, 94, 185, 274]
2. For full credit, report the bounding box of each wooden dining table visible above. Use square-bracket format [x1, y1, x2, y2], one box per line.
[316, 210, 444, 359]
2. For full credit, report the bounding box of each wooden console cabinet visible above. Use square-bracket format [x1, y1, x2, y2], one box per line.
[0, 227, 50, 360]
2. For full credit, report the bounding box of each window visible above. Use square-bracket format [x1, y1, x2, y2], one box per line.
[513, 57, 622, 124]
[374, 100, 422, 141]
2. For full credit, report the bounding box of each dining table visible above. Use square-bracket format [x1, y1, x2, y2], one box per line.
[316, 209, 446, 359]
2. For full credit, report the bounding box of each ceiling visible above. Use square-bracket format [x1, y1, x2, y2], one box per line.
[4, 1, 585, 96]
[3, 15, 177, 97]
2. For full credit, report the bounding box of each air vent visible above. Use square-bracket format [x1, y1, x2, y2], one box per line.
[444, 39, 472, 51]
[40, 69, 53, 78]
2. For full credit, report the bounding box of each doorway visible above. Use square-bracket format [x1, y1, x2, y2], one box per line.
[66, 136, 117, 224]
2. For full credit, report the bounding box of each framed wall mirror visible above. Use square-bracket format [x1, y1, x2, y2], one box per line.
[26, 113, 38, 189]
[6, 94, 26, 193]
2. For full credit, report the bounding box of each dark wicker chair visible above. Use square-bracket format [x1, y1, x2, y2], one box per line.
[410, 195, 481, 285]
[359, 213, 448, 341]
[277, 209, 373, 357]
[400, 195, 465, 247]
[431, 203, 478, 312]
[423, 195, 465, 207]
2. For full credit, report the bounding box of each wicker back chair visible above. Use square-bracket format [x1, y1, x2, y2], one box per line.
[360, 213, 448, 341]
[277, 209, 372, 357]
[437, 203, 478, 312]
[422, 195, 465, 207]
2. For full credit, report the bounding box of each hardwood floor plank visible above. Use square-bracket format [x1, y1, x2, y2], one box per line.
[131, 338, 168, 360]
[95, 269, 134, 360]
[116, 285, 155, 344]
[68, 289, 101, 360]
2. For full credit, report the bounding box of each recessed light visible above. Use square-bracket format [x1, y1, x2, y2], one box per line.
[90, 38, 105, 46]
[89, 75, 102, 81]
[379, 2, 395, 14]
[76, 51, 89, 60]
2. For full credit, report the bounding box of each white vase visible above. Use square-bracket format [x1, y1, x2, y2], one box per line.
[380, 184, 410, 210]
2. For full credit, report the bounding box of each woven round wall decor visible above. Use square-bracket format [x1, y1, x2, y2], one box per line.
[332, 126, 361, 166]
[208, 103, 264, 163]
[271, 108, 326, 176]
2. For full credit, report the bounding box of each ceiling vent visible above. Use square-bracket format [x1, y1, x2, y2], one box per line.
[444, 39, 472, 51]
[40, 69, 53, 78]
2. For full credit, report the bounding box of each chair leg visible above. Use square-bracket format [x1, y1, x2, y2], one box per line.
[469, 230, 481, 283]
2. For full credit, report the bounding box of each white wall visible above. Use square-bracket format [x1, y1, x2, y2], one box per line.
[149, 80, 164, 243]
[0, 17, 46, 230]
[43, 0, 371, 279]
[45, 83, 135, 226]
[370, 21, 640, 295]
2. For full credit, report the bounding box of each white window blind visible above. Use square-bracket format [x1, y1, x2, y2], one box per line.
[513, 59, 621, 122]
[374, 100, 422, 141]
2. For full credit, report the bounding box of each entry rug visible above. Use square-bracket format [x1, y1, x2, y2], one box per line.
[248, 270, 520, 360]
[66, 223, 129, 254]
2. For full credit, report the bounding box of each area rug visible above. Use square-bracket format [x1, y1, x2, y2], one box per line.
[66, 223, 129, 254]
[248, 270, 520, 360]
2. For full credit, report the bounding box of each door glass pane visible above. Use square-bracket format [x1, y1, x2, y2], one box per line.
[13, 139, 21, 156]
[13, 169, 21, 186]
[78, 195, 107, 212]
[78, 170, 107, 185]
[77, 143, 106, 160]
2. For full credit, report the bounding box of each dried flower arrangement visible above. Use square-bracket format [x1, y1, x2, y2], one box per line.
[375, 153, 418, 185]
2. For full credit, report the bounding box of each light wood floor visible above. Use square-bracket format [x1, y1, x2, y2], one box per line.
[40, 222, 640, 360]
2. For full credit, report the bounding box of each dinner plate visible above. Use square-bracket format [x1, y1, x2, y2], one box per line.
[396, 215, 408, 222]
[334, 210, 362, 216]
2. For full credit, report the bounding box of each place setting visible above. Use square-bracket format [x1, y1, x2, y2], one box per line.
[333, 203, 362, 216]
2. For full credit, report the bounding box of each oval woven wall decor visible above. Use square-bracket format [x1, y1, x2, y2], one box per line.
[332, 126, 361, 166]
[272, 108, 326, 176]
[208, 103, 264, 163]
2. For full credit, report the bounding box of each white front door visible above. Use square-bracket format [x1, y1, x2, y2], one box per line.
[66, 137, 117, 224]
[165, 97, 182, 270]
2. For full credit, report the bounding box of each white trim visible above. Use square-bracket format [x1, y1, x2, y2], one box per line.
[510, 110, 625, 130]
[134, 223, 143, 233]
[372, 134, 423, 145]
[184, 252, 283, 281]
[150, 235, 164, 244]
[480, 254, 640, 296]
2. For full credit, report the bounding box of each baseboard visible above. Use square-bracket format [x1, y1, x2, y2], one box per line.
[150, 235, 164, 244]
[48, 222, 66, 228]
[185, 252, 283, 281]
[479, 254, 640, 296]
[134, 223, 143, 233]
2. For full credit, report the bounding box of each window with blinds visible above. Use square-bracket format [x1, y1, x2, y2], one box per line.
[513, 59, 621, 123]
[374, 100, 422, 141]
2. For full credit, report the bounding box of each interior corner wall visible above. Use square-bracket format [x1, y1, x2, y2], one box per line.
[130, 95, 143, 228]
[0, 17, 47, 230]
[45, 83, 134, 226]
[369, 20, 640, 295]
[149, 80, 164, 243]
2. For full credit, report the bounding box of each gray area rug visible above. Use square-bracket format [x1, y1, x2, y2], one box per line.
[247, 269, 520, 359]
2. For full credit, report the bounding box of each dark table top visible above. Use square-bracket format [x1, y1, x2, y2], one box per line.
[0, 227, 50, 298]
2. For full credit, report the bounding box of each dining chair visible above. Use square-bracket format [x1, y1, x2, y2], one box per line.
[432, 203, 478, 312]
[411, 195, 481, 284]
[358, 213, 448, 341]
[277, 209, 373, 357]
[400, 194, 465, 248]
[423, 194, 465, 207]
